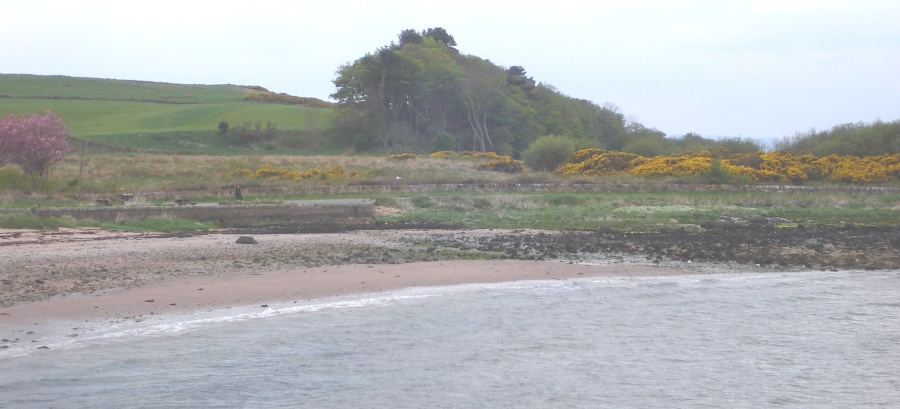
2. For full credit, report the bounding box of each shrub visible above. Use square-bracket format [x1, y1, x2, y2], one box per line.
[387, 152, 418, 160]
[429, 150, 458, 159]
[569, 148, 607, 164]
[411, 196, 435, 208]
[699, 159, 748, 185]
[476, 157, 526, 173]
[558, 150, 643, 176]
[236, 165, 351, 182]
[521, 135, 576, 171]
[372, 195, 399, 207]
[432, 132, 456, 152]
[459, 151, 505, 159]
[229, 120, 277, 146]
[472, 197, 492, 209]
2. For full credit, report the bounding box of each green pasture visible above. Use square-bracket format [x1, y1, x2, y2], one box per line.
[0, 74, 249, 103]
[0, 74, 332, 137]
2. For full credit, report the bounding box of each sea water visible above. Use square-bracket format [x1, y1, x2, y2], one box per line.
[1, 269, 898, 408]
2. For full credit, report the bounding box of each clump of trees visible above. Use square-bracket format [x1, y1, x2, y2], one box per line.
[330, 28, 777, 159]
[330, 27, 630, 155]
[622, 131, 765, 157]
[0, 110, 70, 178]
[775, 120, 900, 156]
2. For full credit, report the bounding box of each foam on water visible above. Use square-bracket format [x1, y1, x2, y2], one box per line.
[0, 286, 460, 359]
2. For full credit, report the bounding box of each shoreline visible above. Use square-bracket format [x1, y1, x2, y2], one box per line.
[0, 258, 684, 355]
[2, 224, 896, 354]
[1, 259, 685, 324]
[1, 228, 691, 352]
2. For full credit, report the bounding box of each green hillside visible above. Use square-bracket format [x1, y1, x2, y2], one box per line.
[0, 74, 332, 139]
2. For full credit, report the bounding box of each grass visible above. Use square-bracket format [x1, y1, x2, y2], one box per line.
[0, 74, 332, 138]
[0, 212, 217, 231]
[95, 217, 218, 232]
[373, 191, 900, 231]
[0, 153, 512, 198]
[0, 74, 248, 102]
[0, 213, 80, 230]
[2, 150, 897, 232]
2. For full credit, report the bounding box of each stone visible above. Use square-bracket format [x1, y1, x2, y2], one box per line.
[236, 236, 258, 245]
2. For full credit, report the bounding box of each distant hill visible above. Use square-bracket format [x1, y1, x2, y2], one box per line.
[0, 74, 333, 140]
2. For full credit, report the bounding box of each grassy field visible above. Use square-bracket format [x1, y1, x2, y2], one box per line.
[1, 74, 898, 232]
[0, 74, 331, 143]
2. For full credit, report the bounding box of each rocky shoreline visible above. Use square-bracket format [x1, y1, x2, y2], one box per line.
[1, 221, 898, 309]
[419, 221, 900, 271]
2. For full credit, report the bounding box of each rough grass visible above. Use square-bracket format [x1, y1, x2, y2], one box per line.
[1, 146, 898, 232]
[376, 191, 900, 230]
[0, 212, 217, 231]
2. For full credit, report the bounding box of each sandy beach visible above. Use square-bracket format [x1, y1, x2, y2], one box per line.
[0, 229, 683, 347]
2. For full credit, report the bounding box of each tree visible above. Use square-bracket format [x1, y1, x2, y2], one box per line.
[422, 27, 457, 48]
[0, 111, 70, 178]
[506, 66, 535, 92]
[397, 29, 423, 46]
[330, 28, 645, 156]
[218, 121, 229, 135]
[459, 55, 513, 151]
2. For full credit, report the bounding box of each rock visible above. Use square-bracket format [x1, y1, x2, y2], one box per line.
[236, 236, 258, 245]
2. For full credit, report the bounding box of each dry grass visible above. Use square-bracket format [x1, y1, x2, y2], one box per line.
[15, 152, 531, 201]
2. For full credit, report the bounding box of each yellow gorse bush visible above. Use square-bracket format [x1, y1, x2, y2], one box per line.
[387, 153, 419, 160]
[429, 151, 457, 158]
[428, 151, 506, 160]
[476, 156, 526, 173]
[557, 149, 900, 184]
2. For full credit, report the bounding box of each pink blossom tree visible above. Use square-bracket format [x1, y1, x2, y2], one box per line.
[0, 111, 70, 178]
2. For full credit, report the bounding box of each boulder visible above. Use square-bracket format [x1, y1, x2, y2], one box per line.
[235, 236, 258, 245]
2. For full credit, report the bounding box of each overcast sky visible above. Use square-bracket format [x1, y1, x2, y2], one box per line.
[2, 0, 898, 142]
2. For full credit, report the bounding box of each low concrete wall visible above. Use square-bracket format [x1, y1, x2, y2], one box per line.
[0, 200, 375, 226]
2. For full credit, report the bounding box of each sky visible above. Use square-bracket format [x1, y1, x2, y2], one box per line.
[2, 0, 898, 143]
